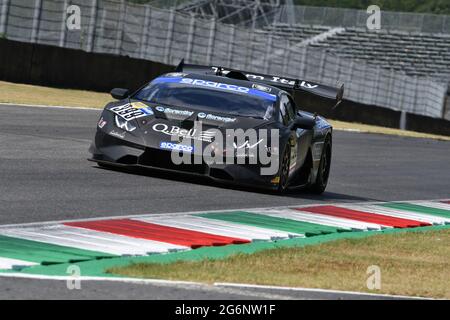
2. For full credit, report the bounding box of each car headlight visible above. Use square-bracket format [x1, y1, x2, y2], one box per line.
[114, 115, 136, 132]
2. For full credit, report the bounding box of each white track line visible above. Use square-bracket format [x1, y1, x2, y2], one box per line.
[0, 102, 99, 111]
[0, 258, 38, 270]
[214, 283, 432, 300]
[0, 272, 202, 286]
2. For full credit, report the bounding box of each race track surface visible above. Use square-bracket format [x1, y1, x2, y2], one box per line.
[0, 104, 449, 299]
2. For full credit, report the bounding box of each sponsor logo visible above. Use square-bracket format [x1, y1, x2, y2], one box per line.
[109, 130, 126, 139]
[152, 123, 216, 142]
[160, 142, 194, 153]
[98, 117, 107, 129]
[181, 78, 250, 94]
[161, 122, 280, 176]
[247, 74, 319, 89]
[252, 84, 272, 93]
[115, 115, 136, 132]
[155, 106, 194, 117]
[197, 112, 236, 123]
[234, 139, 263, 149]
[166, 72, 187, 78]
[153, 76, 277, 101]
[209, 67, 319, 90]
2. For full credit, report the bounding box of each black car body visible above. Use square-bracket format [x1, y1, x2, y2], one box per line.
[89, 62, 344, 193]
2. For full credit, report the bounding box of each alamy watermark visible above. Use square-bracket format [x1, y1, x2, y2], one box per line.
[367, 5, 381, 30]
[66, 265, 81, 290]
[160, 122, 281, 176]
[66, 5, 81, 31]
[366, 265, 381, 290]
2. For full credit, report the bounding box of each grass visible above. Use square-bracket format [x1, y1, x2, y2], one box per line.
[108, 229, 450, 299]
[0, 81, 110, 109]
[1, 80, 449, 141]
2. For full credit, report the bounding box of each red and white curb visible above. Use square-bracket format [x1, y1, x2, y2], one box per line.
[0, 199, 449, 271]
[246, 208, 384, 231]
[136, 215, 297, 241]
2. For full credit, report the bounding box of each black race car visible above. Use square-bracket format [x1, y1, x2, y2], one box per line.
[89, 61, 344, 194]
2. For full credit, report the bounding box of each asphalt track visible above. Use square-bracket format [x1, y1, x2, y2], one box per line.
[0, 104, 449, 299]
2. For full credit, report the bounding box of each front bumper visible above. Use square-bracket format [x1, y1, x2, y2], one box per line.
[89, 130, 280, 190]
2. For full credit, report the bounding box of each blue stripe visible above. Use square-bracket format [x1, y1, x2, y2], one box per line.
[151, 77, 183, 84]
[248, 89, 277, 102]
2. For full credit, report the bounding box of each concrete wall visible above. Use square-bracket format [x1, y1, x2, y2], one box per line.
[0, 38, 173, 92]
[445, 95, 450, 121]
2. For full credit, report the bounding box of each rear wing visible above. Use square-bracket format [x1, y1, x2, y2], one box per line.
[175, 60, 344, 108]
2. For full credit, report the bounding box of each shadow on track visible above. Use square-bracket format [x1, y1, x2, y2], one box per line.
[93, 164, 377, 203]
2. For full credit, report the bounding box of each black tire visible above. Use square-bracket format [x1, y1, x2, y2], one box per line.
[277, 146, 291, 193]
[308, 137, 331, 194]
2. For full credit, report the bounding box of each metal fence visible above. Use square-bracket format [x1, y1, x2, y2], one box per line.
[148, 1, 450, 34]
[1, 0, 448, 118]
[275, 5, 450, 35]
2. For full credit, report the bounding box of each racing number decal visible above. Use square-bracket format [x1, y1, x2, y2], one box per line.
[111, 104, 149, 121]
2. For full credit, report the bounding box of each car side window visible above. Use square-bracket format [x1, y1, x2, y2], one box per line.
[279, 98, 289, 126]
[279, 95, 295, 125]
[285, 96, 296, 120]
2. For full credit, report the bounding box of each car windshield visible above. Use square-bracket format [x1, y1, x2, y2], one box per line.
[133, 80, 276, 119]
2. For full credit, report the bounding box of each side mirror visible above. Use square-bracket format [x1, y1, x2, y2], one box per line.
[110, 88, 130, 100]
[291, 116, 315, 131]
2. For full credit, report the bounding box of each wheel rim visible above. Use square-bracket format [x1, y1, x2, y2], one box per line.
[280, 148, 290, 190]
[320, 145, 331, 186]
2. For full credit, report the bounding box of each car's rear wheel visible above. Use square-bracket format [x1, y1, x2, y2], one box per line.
[308, 137, 331, 194]
[277, 146, 291, 193]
